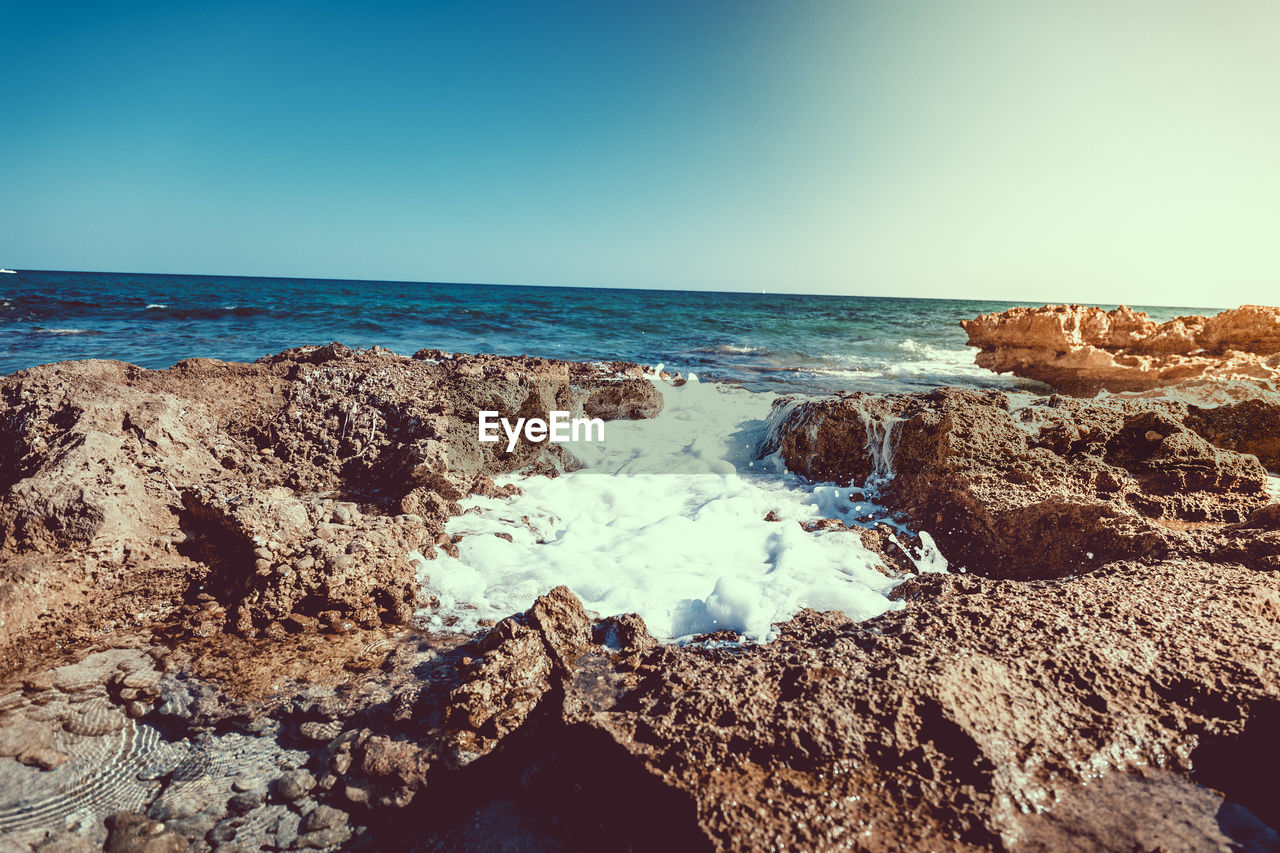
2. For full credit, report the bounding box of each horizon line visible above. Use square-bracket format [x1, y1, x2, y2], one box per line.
[6, 267, 1230, 313]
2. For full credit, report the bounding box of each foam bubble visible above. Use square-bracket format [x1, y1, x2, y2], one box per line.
[416, 378, 922, 642]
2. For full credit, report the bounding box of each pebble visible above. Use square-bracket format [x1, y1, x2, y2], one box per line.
[104, 812, 188, 853]
[299, 720, 342, 742]
[148, 795, 201, 821]
[231, 775, 268, 793]
[297, 826, 353, 848]
[208, 819, 239, 844]
[121, 667, 162, 690]
[274, 809, 301, 850]
[18, 746, 70, 770]
[23, 672, 54, 691]
[299, 804, 348, 833]
[274, 768, 316, 801]
[331, 503, 361, 525]
[228, 790, 264, 814]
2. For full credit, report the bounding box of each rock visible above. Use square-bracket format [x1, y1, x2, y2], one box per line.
[274, 768, 316, 801]
[763, 388, 1278, 577]
[583, 379, 665, 420]
[1185, 396, 1280, 469]
[17, 746, 68, 769]
[207, 819, 238, 844]
[962, 304, 1280, 394]
[274, 808, 301, 851]
[227, 790, 264, 814]
[230, 775, 267, 793]
[298, 719, 343, 742]
[0, 347, 664, 672]
[294, 826, 352, 848]
[104, 812, 189, 853]
[0, 718, 51, 756]
[298, 804, 347, 833]
[526, 584, 593, 665]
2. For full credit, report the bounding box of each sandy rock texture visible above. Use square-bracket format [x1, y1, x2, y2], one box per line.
[10, 574, 1274, 852]
[764, 388, 1280, 577]
[962, 304, 1280, 394]
[4, 349, 1280, 852]
[0, 344, 662, 670]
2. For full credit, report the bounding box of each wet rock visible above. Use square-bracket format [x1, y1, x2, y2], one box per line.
[298, 719, 343, 742]
[17, 746, 69, 770]
[230, 775, 267, 793]
[227, 791, 264, 815]
[765, 388, 1278, 576]
[0, 718, 51, 756]
[0, 347, 664, 671]
[274, 768, 316, 801]
[274, 808, 301, 850]
[104, 812, 189, 853]
[1185, 396, 1280, 469]
[298, 804, 347, 833]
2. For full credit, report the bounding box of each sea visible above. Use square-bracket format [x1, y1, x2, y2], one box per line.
[0, 269, 1230, 641]
[0, 270, 1219, 392]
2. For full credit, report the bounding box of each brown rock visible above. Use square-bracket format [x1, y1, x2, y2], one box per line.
[104, 812, 188, 853]
[764, 388, 1277, 577]
[17, 746, 68, 769]
[962, 304, 1280, 394]
[0, 346, 663, 673]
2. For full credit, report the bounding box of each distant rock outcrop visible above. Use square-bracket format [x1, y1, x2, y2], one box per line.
[962, 304, 1280, 394]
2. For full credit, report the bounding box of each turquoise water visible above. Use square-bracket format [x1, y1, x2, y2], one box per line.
[0, 270, 1217, 394]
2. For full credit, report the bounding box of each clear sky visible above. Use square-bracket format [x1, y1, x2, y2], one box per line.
[2, 1, 1278, 306]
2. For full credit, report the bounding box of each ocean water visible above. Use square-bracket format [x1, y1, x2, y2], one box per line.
[0, 270, 1219, 392]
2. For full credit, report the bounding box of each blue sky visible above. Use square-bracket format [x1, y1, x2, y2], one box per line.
[2, 1, 1278, 305]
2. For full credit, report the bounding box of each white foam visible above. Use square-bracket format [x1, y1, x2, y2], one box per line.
[1267, 475, 1280, 504]
[34, 328, 97, 335]
[882, 341, 1021, 384]
[145, 303, 168, 309]
[416, 377, 920, 642]
[692, 344, 768, 355]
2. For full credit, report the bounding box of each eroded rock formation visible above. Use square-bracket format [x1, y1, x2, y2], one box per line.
[764, 388, 1280, 577]
[0, 344, 663, 669]
[962, 304, 1280, 394]
[3, 349, 1280, 852]
[7, 574, 1277, 851]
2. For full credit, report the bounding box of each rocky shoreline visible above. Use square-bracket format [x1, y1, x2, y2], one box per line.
[3, 334, 1280, 851]
[963, 304, 1280, 394]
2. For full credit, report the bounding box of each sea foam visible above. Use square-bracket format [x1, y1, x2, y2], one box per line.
[415, 374, 932, 642]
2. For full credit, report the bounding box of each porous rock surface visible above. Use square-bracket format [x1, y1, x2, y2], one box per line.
[9, 575, 1277, 851]
[4, 348, 1280, 852]
[764, 387, 1280, 577]
[0, 344, 662, 668]
[962, 304, 1280, 394]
